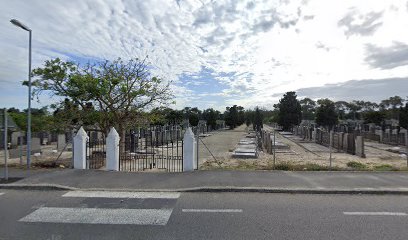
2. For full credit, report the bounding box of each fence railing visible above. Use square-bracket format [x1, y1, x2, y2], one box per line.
[119, 126, 184, 172]
[86, 138, 106, 169]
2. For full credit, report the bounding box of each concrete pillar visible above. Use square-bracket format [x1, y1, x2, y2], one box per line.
[73, 127, 88, 169]
[106, 127, 120, 171]
[183, 127, 196, 172]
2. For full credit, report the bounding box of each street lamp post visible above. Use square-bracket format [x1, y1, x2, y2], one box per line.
[10, 19, 32, 168]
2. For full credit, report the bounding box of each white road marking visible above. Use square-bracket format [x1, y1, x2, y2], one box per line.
[182, 209, 243, 213]
[0, 192, 4, 196]
[343, 212, 407, 216]
[20, 207, 173, 225]
[63, 190, 180, 199]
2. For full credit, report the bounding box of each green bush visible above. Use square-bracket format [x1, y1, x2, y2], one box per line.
[274, 162, 291, 171]
[347, 161, 367, 169]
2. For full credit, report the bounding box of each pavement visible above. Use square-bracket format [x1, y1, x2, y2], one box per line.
[1, 167, 408, 194]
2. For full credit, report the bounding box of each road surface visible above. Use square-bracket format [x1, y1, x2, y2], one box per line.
[1, 190, 407, 239]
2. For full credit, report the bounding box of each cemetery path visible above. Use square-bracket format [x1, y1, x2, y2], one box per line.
[198, 125, 248, 167]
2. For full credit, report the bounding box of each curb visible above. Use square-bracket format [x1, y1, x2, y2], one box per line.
[2, 184, 408, 195]
[0, 184, 78, 191]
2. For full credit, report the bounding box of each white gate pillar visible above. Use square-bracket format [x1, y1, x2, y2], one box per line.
[183, 127, 196, 172]
[73, 127, 88, 169]
[106, 127, 120, 171]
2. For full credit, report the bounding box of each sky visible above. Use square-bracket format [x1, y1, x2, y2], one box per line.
[1, 0, 408, 111]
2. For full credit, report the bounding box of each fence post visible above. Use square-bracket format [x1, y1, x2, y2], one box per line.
[106, 127, 120, 171]
[405, 132, 408, 167]
[3, 108, 8, 180]
[329, 130, 332, 170]
[73, 127, 88, 169]
[195, 135, 199, 170]
[183, 127, 195, 172]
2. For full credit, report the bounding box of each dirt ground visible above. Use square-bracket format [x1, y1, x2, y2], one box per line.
[198, 125, 249, 164]
[200, 125, 408, 171]
[0, 144, 72, 168]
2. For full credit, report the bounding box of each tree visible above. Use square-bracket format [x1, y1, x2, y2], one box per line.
[182, 107, 201, 126]
[381, 96, 405, 119]
[253, 107, 263, 132]
[32, 57, 172, 140]
[276, 92, 301, 131]
[400, 103, 408, 129]
[334, 101, 348, 120]
[224, 105, 241, 129]
[8, 107, 54, 132]
[165, 109, 183, 124]
[315, 99, 338, 130]
[346, 101, 362, 120]
[300, 98, 316, 120]
[363, 111, 386, 125]
[202, 108, 220, 129]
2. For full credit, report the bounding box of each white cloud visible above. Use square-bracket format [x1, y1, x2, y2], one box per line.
[1, 0, 408, 111]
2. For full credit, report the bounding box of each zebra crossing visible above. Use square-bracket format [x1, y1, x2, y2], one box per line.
[19, 190, 180, 225]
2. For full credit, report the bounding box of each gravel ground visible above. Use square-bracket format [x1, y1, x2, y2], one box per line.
[198, 125, 249, 165]
[0, 144, 72, 168]
[201, 125, 408, 171]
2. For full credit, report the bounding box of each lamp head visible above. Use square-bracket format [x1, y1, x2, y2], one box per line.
[10, 19, 31, 31]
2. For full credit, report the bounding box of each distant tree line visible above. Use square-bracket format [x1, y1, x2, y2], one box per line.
[273, 91, 408, 131]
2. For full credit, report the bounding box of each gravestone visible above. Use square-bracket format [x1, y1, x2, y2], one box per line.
[342, 133, 349, 152]
[57, 134, 66, 151]
[31, 137, 41, 154]
[11, 131, 21, 147]
[355, 136, 365, 158]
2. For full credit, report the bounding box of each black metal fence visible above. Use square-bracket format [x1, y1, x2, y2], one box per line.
[86, 137, 106, 169]
[119, 125, 184, 172]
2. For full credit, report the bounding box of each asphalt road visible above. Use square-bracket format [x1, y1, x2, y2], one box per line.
[1, 190, 408, 240]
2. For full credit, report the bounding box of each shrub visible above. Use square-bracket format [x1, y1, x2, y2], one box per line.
[274, 162, 291, 171]
[347, 161, 367, 169]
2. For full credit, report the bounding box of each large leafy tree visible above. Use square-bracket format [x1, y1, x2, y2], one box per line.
[315, 99, 338, 130]
[380, 96, 405, 119]
[182, 107, 201, 126]
[363, 111, 386, 125]
[202, 108, 220, 129]
[334, 101, 348, 120]
[8, 107, 54, 132]
[346, 101, 362, 120]
[300, 98, 316, 120]
[31, 57, 172, 138]
[276, 91, 301, 131]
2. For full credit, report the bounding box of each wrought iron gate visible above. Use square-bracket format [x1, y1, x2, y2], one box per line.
[86, 136, 106, 169]
[119, 125, 184, 172]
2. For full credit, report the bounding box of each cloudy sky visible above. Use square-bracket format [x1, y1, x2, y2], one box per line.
[1, 0, 408, 111]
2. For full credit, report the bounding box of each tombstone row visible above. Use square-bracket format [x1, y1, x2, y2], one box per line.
[293, 126, 365, 158]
